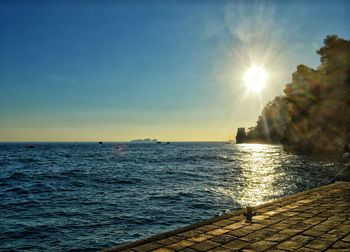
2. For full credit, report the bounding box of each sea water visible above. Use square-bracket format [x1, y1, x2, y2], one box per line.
[0, 142, 345, 251]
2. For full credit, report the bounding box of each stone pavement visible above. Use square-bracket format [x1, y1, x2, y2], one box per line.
[102, 182, 350, 252]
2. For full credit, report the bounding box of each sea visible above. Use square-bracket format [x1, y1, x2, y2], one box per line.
[0, 142, 348, 251]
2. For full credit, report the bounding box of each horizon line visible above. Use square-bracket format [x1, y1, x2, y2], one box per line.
[0, 140, 235, 143]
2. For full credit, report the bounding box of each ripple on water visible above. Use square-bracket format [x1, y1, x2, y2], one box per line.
[0, 142, 346, 251]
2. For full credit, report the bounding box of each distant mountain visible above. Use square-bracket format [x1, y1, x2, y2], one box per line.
[129, 138, 158, 143]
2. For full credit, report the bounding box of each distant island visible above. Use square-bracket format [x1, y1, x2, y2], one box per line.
[236, 35, 350, 156]
[129, 138, 158, 143]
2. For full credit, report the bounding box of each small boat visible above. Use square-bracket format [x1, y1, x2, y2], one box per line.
[98, 141, 103, 144]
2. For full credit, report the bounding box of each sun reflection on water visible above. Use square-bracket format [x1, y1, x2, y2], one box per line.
[213, 144, 286, 208]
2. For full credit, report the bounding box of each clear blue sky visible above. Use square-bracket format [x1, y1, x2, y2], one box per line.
[0, 0, 349, 141]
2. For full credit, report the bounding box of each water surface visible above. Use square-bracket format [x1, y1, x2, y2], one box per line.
[0, 142, 345, 251]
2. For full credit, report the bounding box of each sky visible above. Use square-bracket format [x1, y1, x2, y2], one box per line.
[0, 0, 349, 142]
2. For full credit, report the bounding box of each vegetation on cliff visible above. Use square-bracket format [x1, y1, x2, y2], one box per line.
[282, 35, 350, 155]
[245, 96, 288, 143]
[240, 35, 350, 155]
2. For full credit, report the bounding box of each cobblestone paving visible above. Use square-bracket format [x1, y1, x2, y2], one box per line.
[103, 182, 350, 252]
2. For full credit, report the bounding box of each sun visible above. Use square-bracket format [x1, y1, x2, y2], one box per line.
[243, 65, 268, 92]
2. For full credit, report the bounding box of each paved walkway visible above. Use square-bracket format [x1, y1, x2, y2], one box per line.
[102, 182, 350, 252]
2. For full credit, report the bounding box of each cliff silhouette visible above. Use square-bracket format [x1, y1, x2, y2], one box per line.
[237, 35, 350, 155]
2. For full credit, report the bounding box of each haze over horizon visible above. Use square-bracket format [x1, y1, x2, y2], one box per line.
[1, 0, 349, 142]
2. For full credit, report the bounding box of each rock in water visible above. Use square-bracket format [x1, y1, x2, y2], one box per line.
[236, 127, 247, 143]
[342, 152, 350, 158]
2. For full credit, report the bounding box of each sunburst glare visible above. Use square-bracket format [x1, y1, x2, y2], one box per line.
[243, 65, 268, 92]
